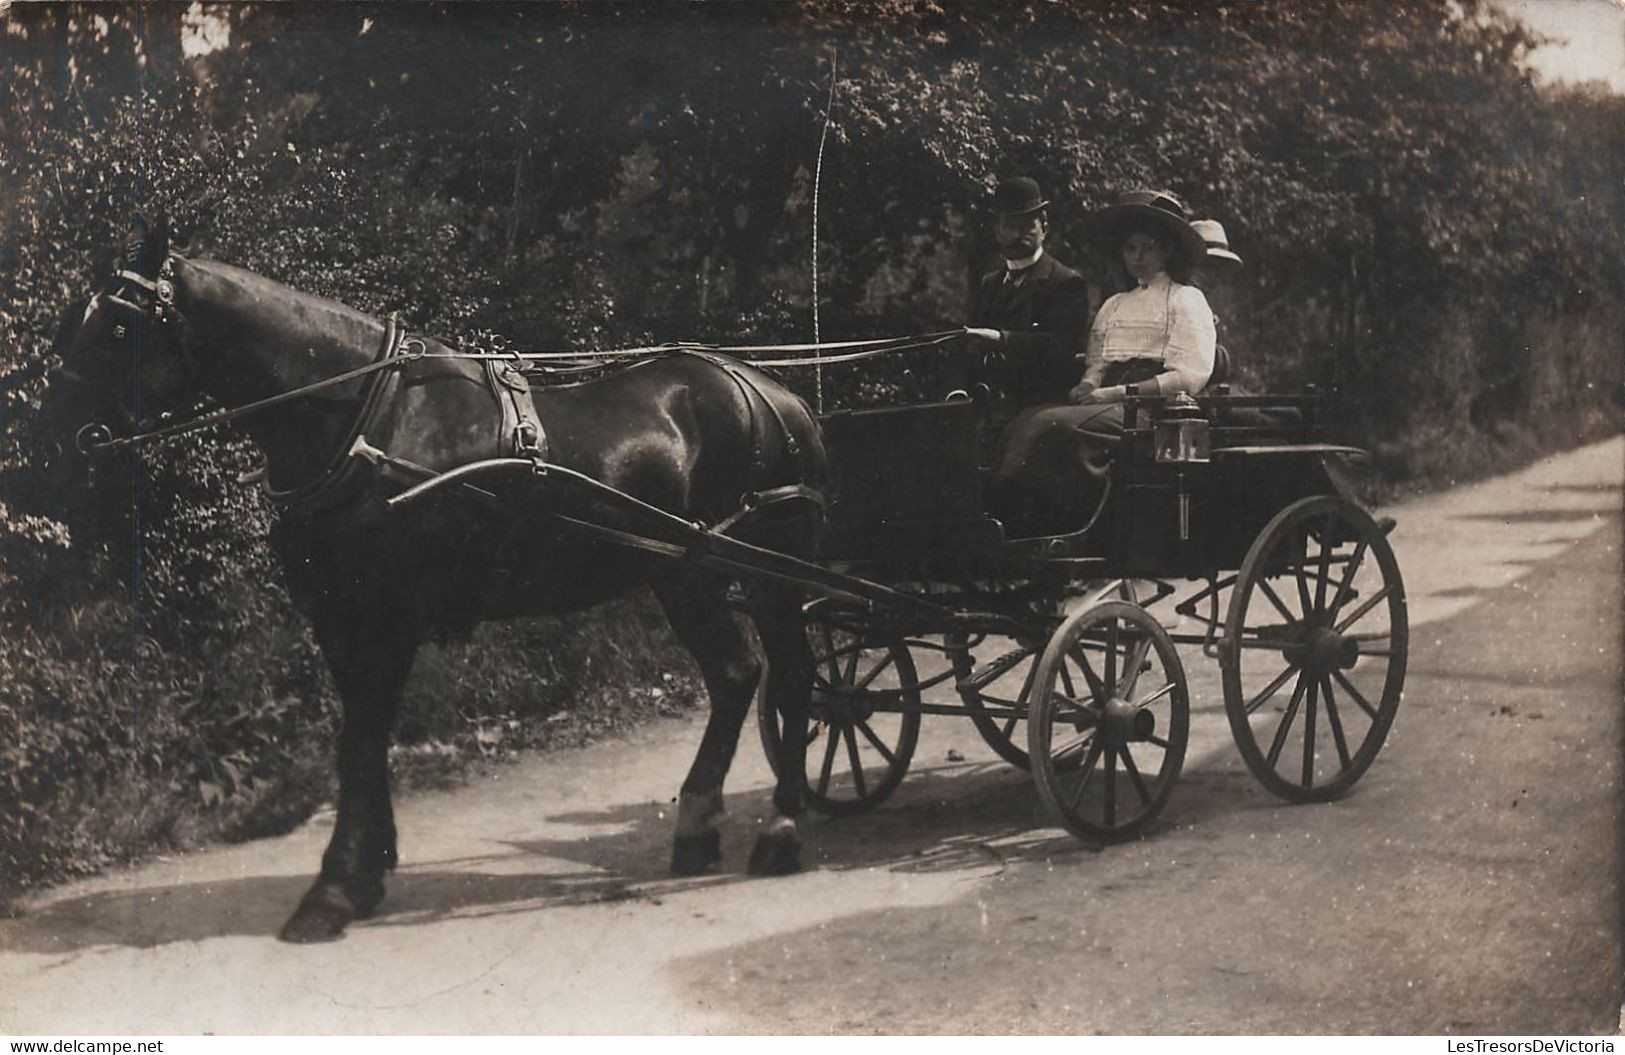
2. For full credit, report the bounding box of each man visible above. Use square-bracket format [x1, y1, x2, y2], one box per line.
[951, 176, 1095, 414]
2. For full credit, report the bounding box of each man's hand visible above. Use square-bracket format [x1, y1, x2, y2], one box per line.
[963, 327, 1003, 347]
[1069, 380, 1098, 405]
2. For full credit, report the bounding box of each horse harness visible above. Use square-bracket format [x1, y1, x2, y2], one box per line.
[82, 257, 819, 535]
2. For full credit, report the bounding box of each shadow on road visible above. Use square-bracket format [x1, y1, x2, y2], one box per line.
[2, 749, 1289, 953]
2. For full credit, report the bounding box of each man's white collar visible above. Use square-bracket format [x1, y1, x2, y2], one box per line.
[1004, 248, 1045, 271]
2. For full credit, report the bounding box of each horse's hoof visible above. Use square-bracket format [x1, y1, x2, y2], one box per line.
[671, 831, 722, 876]
[747, 830, 802, 876]
[345, 876, 387, 920]
[278, 887, 354, 944]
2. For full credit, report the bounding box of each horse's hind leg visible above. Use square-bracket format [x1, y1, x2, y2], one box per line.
[654, 575, 766, 875]
[746, 583, 813, 876]
[281, 607, 417, 943]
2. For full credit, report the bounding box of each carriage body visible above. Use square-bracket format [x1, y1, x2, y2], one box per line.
[769, 387, 1407, 841]
[815, 389, 1355, 582]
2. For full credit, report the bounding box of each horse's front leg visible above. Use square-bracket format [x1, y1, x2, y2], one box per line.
[280, 606, 418, 944]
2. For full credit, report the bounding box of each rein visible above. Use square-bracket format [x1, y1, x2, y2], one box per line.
[81, 319, 420, 455]
[80, 326, 970, 456]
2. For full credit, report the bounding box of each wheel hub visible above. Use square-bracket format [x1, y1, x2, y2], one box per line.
[1282, 625, 1360, 675]
[812, 686, 874, 724]
[1102, 696, 1156, 742]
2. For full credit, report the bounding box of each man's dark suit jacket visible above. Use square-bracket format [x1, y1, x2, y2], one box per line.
[960, 252, 1095, 412]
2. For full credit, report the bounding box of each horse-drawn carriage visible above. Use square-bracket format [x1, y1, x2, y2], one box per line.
[34, 234, 1407, 939]
[762, 388, 1407, 841]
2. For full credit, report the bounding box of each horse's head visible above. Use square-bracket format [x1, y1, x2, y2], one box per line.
[32, 217, 200, 493]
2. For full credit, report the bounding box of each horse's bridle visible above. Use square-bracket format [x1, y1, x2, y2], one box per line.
[66, 253, 194, 455]
[71, 255, 424, 463]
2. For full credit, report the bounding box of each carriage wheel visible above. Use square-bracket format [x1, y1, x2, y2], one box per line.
[945, 631, 1038, 770]
[1027, 601, 1189, 843]
[758, 619, 921, 817]
[1221, 495, 1408, 802]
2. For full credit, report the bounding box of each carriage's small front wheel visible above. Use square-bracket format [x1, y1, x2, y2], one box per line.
[945, 631, 1039, 770]
[758, 619, 921, 817]
[1027, 601, 1189, 842]
[1221, 495, 1408, 802]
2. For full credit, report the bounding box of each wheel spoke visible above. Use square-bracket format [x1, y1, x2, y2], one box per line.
[1049, 691, 1100, 724]
[1257, 577, 1299, 625]
[1336, 584, 1394, 634]
[844, 725, 867, 799]
[1065, 739, 1106, 812]
[1265, 674, 1310, 767]
[1234, 632, 1301, 650]
[1052, 735, 1092, 767]
[841, 642, 860, 687]
[1015, 653, 1040, 705]
[1293, 542, 1314, 618]
[1119, 634, 1154, 700]
[1321, 675, 1352, 770]
[1313, 513, 1335, 612]
[852, 651, 896, 691]
[1104, 619, 1120, 688]
[1118, 744, 1153, 806]
[816, 724, 840, 796]
[1068, 646, 1108, 702]
[1000, 715, 1020, 739]
[1137, 680, 1178, 707]
[1301, 677, 1319, 787]
[855, 720, 897, 764]
[1332, 668, 1380, 721]
[818, 624, 839, 682]
[1328, 538, 1369, 619]
[1245, 661, 1302, 715]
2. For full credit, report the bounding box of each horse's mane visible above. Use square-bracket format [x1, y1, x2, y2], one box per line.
[180, 255, 380, 331]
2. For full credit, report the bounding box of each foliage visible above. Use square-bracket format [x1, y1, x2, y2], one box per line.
[1, 0, 1622, 894]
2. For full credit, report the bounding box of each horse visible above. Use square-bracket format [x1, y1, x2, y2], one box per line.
[31, 219, 828, 943]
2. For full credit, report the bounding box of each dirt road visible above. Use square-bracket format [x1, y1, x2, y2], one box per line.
[2, 439, 1620, 1034]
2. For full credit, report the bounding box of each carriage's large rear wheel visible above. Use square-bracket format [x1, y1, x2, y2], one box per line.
[758, 618, 921, 817]
[1221, 495, 1408, 802]
[1027, 601, 1189, 842]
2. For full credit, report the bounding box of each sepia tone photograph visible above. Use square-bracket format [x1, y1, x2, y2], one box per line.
[0, 0, 1621, 1037]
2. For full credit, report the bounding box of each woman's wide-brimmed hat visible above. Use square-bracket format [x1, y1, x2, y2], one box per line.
[1083, 189, 1207, 272]
[1191, 218, 1243, 268]
[991, 176, 1050, 219]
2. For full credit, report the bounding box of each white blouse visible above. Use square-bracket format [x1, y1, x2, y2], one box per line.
[1086, 272, 1216, 395]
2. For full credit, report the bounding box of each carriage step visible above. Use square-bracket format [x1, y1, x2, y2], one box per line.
[957, 647, 1034, 693]
[1377, 516, 1397, 536]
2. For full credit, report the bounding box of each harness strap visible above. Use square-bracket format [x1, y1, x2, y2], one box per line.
[482, 358, 548, 463]
[267, 317, 410, 515]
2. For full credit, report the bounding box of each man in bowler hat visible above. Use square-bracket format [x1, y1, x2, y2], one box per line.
[950, 176, 1095, 414]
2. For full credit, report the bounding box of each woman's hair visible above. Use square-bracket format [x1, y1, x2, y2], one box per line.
[1105, 222, 1196, 290]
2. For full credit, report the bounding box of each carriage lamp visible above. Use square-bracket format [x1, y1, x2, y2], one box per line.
[1153, 392, 1211, 465]
[1152, 393, 1211, 544]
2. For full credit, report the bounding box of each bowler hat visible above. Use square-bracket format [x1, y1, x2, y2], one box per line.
[1083, 189, 1207, 273]
[992, 177, 1049, 218]
[1191, 218, 1243, 267]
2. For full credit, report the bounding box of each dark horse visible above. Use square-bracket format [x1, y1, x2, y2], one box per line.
[32, 220, 827, 942]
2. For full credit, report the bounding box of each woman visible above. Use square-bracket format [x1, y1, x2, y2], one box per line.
[990, 189, 1216, 535]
